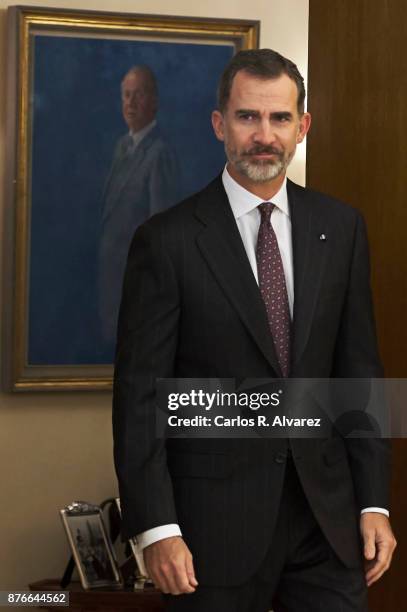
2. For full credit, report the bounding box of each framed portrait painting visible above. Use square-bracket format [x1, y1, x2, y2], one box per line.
[4, 6, 259, 391]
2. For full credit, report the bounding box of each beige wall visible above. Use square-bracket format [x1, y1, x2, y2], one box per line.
[0, 0, 308, 594]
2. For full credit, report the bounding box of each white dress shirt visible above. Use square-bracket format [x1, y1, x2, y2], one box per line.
[223, 165, 294, 318]
[129, 119, 157, 151]
[135, 166, 388, 554]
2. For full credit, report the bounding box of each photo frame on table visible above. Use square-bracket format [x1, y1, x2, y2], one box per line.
[3, 6, 259, 391]
[60, 501, 123, 590]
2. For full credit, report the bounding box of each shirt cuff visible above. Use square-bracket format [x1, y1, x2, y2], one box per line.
[361, 507, 389, 517]
[136, 524, 182, 551]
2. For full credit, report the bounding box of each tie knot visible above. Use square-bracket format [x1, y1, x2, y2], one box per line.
[258, 202, 275, 222]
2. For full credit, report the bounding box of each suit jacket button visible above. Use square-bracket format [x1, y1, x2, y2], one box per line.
[275, 452, 286, 464]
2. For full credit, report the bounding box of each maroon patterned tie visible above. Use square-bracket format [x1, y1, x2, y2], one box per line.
[256, 203, 291, 377]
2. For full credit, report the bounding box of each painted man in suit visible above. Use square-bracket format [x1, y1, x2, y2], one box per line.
[99, 65, 178, 347]
[113, 50, 396, 611]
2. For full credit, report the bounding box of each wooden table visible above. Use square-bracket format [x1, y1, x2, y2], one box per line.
[29, 579, 164, 611]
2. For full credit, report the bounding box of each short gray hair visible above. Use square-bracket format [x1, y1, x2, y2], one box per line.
[217, 48, 305, 115]
[121, 65, 158, 99]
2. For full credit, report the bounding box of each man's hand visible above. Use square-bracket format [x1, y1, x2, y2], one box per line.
[360, 513, 397, 586]
[143, 536, 198, 595]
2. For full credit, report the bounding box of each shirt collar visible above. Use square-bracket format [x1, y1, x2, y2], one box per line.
[222, 165, 289, 219]
[130, 119, 157, 147]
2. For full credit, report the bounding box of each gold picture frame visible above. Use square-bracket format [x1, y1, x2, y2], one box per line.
[3, 6, 259, 392]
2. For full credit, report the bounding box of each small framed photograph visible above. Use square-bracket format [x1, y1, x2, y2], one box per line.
[60, 502, 123, 590]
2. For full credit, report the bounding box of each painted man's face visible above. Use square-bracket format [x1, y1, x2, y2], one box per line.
[121, 70, 156, 133]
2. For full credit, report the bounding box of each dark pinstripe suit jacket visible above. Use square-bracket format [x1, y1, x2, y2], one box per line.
[112, 175, 390, 586]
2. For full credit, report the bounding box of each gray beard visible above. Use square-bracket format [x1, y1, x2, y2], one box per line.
[234, 157, 286, 182]
[226, 146, 293, 183]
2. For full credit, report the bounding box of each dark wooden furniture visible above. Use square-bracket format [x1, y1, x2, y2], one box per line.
[307, 2, 407, 609]
[29, 579, 164, 611]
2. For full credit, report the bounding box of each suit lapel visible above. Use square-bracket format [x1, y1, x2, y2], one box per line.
[118, 128, 158, 196]
[103, 128, 159, 218]
[288, 180, 328, 371]
[194, 177, 282, 376]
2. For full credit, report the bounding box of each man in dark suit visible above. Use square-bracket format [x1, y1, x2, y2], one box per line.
[98, 65, 178, 347]
[113, 49, 396, 611]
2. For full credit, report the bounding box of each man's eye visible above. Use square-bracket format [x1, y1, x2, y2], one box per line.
[239, 114, 255, 121]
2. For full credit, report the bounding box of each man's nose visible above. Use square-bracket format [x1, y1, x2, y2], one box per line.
[253, 120, 276, 144]
[128, 95, 139, 106]
[125, 91, 142, 106]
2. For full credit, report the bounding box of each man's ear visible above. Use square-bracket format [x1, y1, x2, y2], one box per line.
[297, 112, 311, 144]
[211, 110, 225, 142]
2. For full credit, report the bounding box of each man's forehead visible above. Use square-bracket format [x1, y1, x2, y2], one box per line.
[229, 71, 298, 108]
[122, 71, 148, 89]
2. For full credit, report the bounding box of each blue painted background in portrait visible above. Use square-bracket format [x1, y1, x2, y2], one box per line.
[29, 36, 232, 365]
